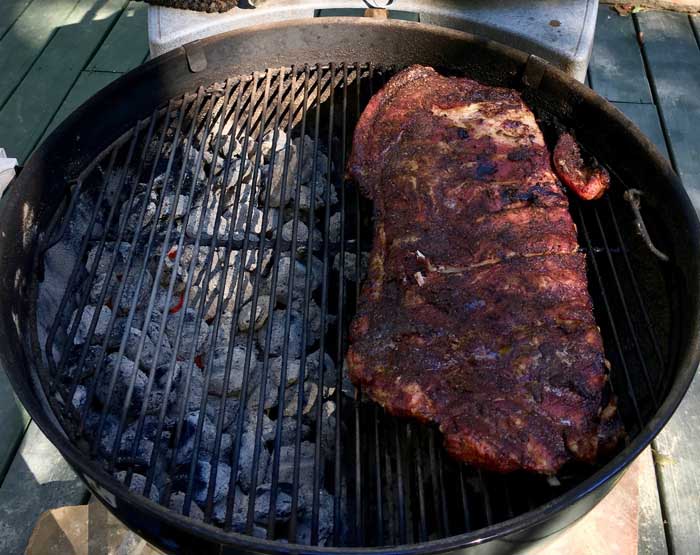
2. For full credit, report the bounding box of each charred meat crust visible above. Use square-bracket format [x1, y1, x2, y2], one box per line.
[347, 65, 616, 475]
[553, 132, 610, 201]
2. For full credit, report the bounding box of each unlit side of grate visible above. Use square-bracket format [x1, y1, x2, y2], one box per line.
[36, 63, 674, 548]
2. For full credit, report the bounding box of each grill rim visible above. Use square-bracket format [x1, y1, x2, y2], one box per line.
[1, 17, 699, 554]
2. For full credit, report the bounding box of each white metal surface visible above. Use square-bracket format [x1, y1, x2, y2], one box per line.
[147, 0, 598, 81]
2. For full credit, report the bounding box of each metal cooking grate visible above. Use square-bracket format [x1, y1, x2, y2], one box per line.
[36, 63, 676, 547]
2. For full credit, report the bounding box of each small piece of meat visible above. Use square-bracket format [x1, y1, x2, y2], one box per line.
[553, 133, 610, 200]
[347, 66, 615, 475]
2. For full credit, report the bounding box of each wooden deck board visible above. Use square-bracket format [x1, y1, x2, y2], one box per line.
[87, 1, 149, 73]
[613, 101, 670, 158]
[0, 369, 30, 484]
[0, 0, 34, 40]
[40, 70, 122, 142]
[589, 5, 653, 103]
[0, 0, 128, 163]
[637, 11, 700, 206]
[0, 0, 81, 109]
[634, 10, 700, 555]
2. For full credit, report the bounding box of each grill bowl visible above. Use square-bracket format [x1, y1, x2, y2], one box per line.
[1, 18, 699, 555]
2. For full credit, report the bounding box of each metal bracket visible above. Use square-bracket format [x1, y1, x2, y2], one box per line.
[184, 41, 207, 73]
[522, 54, 549, 90]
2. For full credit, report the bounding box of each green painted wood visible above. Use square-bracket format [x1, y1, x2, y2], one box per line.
[87, 1, 148, 73]
[0, 0, 80, 108]
[0, 368, 30, 484]
[0, 423, 87, 554]
[0, 0, 128, 163]
[613, 101, 669, 159]
[589, 6, 652, 103]
[637, 12, 700, 208]
[0, 0, 34, 41]
[41, 70, 122, 142]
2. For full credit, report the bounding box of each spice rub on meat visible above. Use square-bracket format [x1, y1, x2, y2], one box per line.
[347, 65, 613, 475]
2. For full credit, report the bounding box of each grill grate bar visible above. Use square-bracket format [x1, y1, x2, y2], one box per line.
[285, 65, 313, 542]
[575, 203, 645, 428]
[592, 207, 660, 408]
[38, 62, 678, 549]
[604, 196, 667, 381]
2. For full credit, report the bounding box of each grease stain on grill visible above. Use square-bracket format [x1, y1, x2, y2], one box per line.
[34, 63, 672, 549]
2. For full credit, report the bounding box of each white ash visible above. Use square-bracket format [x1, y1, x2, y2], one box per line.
[123, 322, 173, 372]
[71, 305, 111, 345]
[115, 471, 160, 503]
[238, 297, 271, 332]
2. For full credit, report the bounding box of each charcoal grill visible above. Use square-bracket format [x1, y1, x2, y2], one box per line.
[1, 19, 699, 555]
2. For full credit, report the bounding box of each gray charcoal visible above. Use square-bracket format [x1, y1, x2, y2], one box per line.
[71, 385, 87, 412]
[292, 135, 320, 184]
[261, 128, 288, 161]
[96, 353, 150, 412]
[237, 430, 271, 494]
[263, 416, 311, 446]
[258, 310, 303, 358]
[221, 174, 254, 208]
[115, 471, 160, 503]
[169, 492, 205, 520]
[124, 323, 173, 372]
[191, 460, 232, 505]
[225, 202, 264, 239]
[282, 381, 319, 418]
[212, 487, 249, 528]
[265, 208, 279, 236]
[113, 268, 153, 314]
[170, 366, 205, 415]
[303, 349, 337, 385]
[175, 411, 233, 466]
[238, 297, 270, 332]
[320, 401, 337, 454]
[272, 254, 323, 306]
[118, 427, 154, 467]
[296, 490, 334, 546]
[165, 308, 209, 360]
[254, 484, 292, 524]
[263, 143, 297, 208]
[161, 194, 189, 220]
[119, 192, 156, 234]
[186, 201, 229, 242]
[328, 212, 342, 243]
[205, 395, 239, 431]
[333, 251, 368, 282]
[71, 305, 111, 345]
[276, 441, 317, 485]
[281, 220, 322, 250]
[268, 356, 301, 389]
[207, 345, 250, 396]
[291, 299, 325, 347]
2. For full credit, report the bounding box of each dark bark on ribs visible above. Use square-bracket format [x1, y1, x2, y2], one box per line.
[553, 133, 610, 201]
[347, 66, 615, 475]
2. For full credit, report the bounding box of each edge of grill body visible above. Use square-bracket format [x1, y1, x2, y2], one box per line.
[1, 18, 699, 555]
